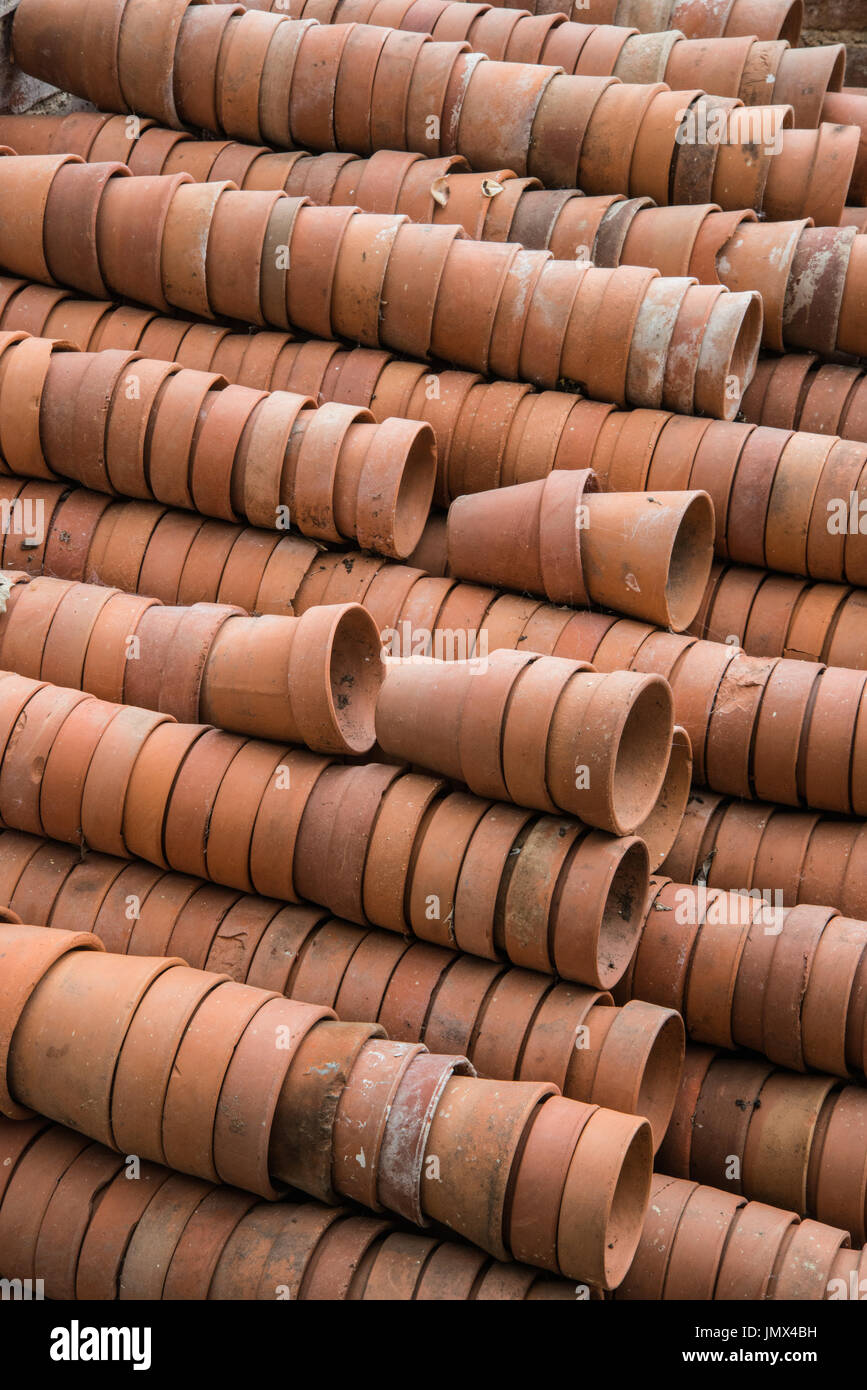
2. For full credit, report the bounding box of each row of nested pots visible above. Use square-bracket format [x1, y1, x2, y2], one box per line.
[0, 566, 684, 841]
[1, 272, 854, 596]
[615, 1172, 865, 1301]
[0, 275, 762, 504]
[464, 0, 805, 44]
[0, 329, 437, 560]
[8, 274, 864, 573]
[0, 155, 762, 418]
[10, 0, 849, 222]
[502, 411, 867, 587]
[0, 571, 383, 754]
[613, 875, 867, 1079]
[690, 559, 867, 670]
[0, 414, 715, 637]
[4, 118, 862, 359]
[19, 479, 867, 818]
[0, 1116, 579, 1300]
[743, 352, 867, 444]
[0, 828, 682, 1146]
[0, 669, 649, 988]
[0, 271, 621, 507]
[261, 0, 855, 135]
[660, 1044, 867, 1245]
[662, 789, 867, 923]
[0, 921, 653, 1287]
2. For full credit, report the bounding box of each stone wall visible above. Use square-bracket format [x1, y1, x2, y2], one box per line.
[805, 0, 867, 86]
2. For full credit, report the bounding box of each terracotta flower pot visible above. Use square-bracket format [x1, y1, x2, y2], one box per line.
[9, 945, 181, 1146]
[0, 921, 104, 1120]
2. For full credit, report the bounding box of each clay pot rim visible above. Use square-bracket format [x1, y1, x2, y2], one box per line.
[607, 674, 675, 835]
[370, 421, 438, 560]
[630, 1005, 686, 1152]
[293, 601, 384, 754]
[635, 724, 694, 871]
[699, 289, 764, 422]
[660, 490, 717, 632]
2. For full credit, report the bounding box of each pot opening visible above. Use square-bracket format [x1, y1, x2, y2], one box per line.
[663, 491, 715, 632]
[634, 725, 693, 870]
[634, 1010, 685, 1154]
[388, 425, 438, 560]
[716, 291, 763, 422]
[611, 678, 674, 834]
[327, 604, 385, 753]
[596, 837, 649, 988]
[602, 1117, 654, 1290]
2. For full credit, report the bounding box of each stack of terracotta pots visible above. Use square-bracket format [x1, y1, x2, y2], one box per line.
[663, 790, 867, 920]
[0, 921, 654, 1288]
[0, 155, 762, 415]
[13, 476, 867, 820]
[615, 1172, 864, 1301]
[0, 571, 385, 753]
[376, 649, 683, 834]
[0, 329, 436, 559]
[0, 826, 683, 1145]
[5, 273, 863, 527]
[247, 0, 851, 133]
[613, 876, 867, 1078]
[690, 560, 867, 669]
[468, 0, 805, 45]
[10, 0, 856, 224]
[543, 412, 867, 586]
[660, 1045, 867, 1245]
[0, 273, 601, 507]
[0, 670, 650, 988]
[0, 1115, 585, 1300]
[0, 277, 756, 503]
[6, 114, 861, 357]
[743, 353, 867, 443]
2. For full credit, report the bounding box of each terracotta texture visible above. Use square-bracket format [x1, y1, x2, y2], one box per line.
[15, 478, 867, 819]
[0, 670, 649, 986]
[4, 297, 854, 587]
[613, 876, 867, 1078]
[663, 791, 867, 925]
[6, 119, 861, 360]
[0, 283, 774, 513]
[0, 923, 653, 1285]
[0, 825, 681, 1144]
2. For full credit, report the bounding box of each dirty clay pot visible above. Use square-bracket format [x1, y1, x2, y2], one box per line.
[421, 1074, 556, 1261]
[268, 1017, 385, 1202]
[332, 1038, 427, 1210]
